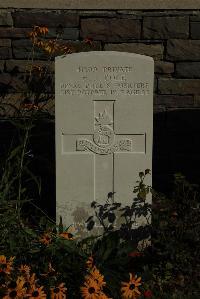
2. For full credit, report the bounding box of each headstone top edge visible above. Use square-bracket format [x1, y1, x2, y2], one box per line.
[55, 51, 154, 63]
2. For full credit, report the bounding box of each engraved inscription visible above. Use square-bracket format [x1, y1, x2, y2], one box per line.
[59, 64, 150, 96]
[76, 108, 132, 155]
[77, 139, 132, 155]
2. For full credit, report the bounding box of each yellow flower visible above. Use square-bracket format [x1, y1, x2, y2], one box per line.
[50, 283, 67, 299]
[39, 233, 52, 245]
[80, 279, 101, 299]
[28, 286, 46, 299]
[0, 255, 14, 274]
[121, 273, 142, 299]
[86, 266, 106, 289]
[3, 276, 26, 299]
[18, 264, 31, 277]
[59, 226, 75, 240]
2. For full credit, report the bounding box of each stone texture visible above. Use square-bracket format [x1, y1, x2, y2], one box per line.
[0, 0, 200, 9]
[0, 47, 12, 59]
[104, 43, 164, 60]
[48, 28, 79, 40]
[190, 14, 200, 21]
[194, 95, 200, 106]
[12, 11, 79, 27]
[176, 62, 200, 78]
[0, 39, 11, 47]
[78, 10, 117, 16]
[191, 22, 200, 39]
[0, 28, 32, 39]
[167, 39, 200, 61]
[80, 18, 141, 41]
[158, 78, 200, 94]
[12, 39, 46, 60]
[5, 59, 54, 73]
[143, 17, 189, 39]
[155, 61, 174, 74]
[154, 95, 194, 107]
[0, 27, 79, 39]
[0, 10, 13, 26]
[0, 60, 4, 72]
[66, 41, 102, 52]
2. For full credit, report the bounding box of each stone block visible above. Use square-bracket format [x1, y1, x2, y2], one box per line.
[12, 11, 79, 27]
[0, 28, 31, 38]
[0, 60, 4, 72]
[191, 22, 200, 39]
[80, 18, 141, 41]
[0, 47, 12, 59]
[167, 39, 200, 61]
[176, 62, 200, 78]
[66, 41, 102, 52]
[143, 16, 189, 39]
[5, 59, 54, 73]
[0, 10, 13, 26]
[154, 95, 194, 107]
[158, 78, 200, 94]
[0, 39, 11, 47]
[104, 43, 164, 60]
[155, 61, 174, 74]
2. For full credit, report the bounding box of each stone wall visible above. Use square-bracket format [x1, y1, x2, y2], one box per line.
[0, 8, 200, 193]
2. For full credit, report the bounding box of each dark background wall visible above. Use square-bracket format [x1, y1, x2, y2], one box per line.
[0, 9, 200, 215]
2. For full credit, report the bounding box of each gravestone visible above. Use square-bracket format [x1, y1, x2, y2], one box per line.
[55, 51, 154, 234]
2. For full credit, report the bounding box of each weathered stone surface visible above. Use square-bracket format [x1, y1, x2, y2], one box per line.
[143, 17, 189, 39]
[158, 78, 200, 94]
[155, 61, 174, 74]
[167, 39, 200, 61]
[55, 51, 153, 231]
[12, 11, 79, 27]
[190, 14, 200, 21]
[194, 95, 200, 106]
[48, 28, 79, 40]
[0, 0, 200, 9]
[80, 18, 141, 41]
[78, 10, 117, 16]
[0, 27, 78, 39]
[0, 47, 12, 59]
[176, 62, 200, 78]
[0, 10, 13, 26]
[66, 41, 102, 52]
[0, 39, 11, 47]
[104, 43, 164, 60]
[5, 59, 54, 73]
[0, 60, 4, 72]
[191, 22, 200, 39]
[12, 39, 46, 59]
[0, 28, 31, 38]
[154, 95, 194, 107]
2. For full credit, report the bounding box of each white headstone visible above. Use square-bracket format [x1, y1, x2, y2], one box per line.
[55, 51, 154, 234]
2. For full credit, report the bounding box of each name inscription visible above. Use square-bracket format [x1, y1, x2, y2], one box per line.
[59, 64, 150, 97]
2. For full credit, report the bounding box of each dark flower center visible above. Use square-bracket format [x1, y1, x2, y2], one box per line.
[8, 281, 17, 289]
[129, 283, 135, 290]
[68, 233, 73, 239]
[88, 287, 95, 294]
[32, 290, 39, 297]
[53, 287, 60, 293]
[23, 282, 30, 288]
[9, 290, 17, 298]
